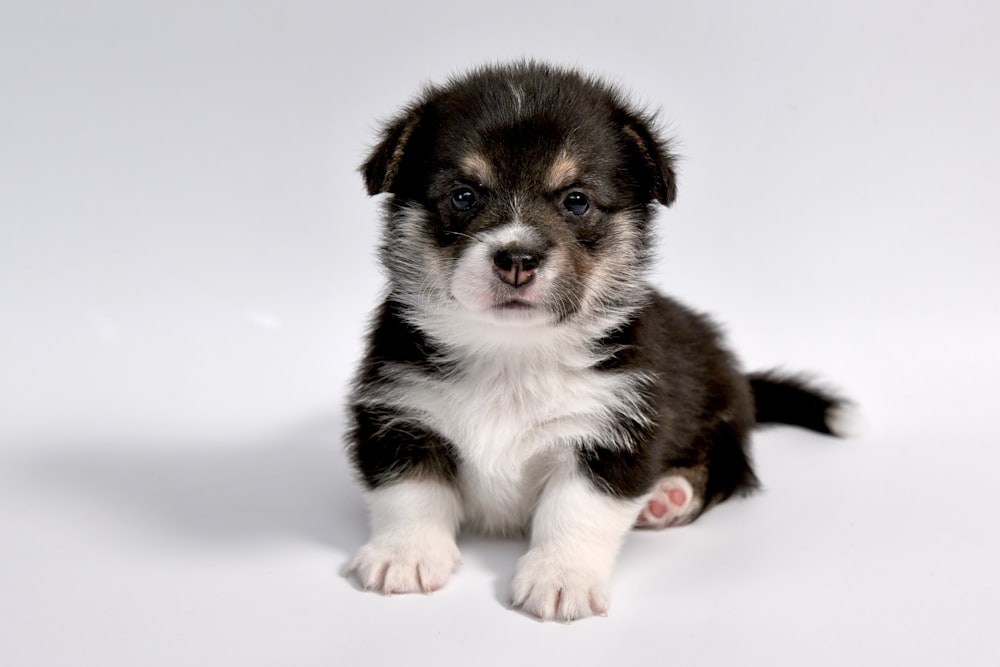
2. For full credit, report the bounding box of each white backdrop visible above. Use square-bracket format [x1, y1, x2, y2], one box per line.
[2, 1, 998, 665]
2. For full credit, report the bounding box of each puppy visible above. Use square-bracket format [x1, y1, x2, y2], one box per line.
[346, 62, 851, 621]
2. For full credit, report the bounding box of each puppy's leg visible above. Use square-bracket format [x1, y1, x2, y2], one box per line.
[635, 467, 706, 529]
[636, 417, 759, 530]
[348, 479, 463, 594]
[511, 466, 644, 621]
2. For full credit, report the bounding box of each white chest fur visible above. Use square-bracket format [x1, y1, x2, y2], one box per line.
[378, 337, 647, 535]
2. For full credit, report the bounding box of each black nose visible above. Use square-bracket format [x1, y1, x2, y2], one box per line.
[493, 248, 541, 288]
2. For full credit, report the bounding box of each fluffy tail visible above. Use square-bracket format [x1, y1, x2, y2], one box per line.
[748, 371, 857, 437]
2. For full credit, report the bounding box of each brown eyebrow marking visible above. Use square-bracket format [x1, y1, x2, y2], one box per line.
[546, 150, 581, 191]
[459, 153, 497, 188]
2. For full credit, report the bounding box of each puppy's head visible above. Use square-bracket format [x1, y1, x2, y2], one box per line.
[362, 62, 676, 340]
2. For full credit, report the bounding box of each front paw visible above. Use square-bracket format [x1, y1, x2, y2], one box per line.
[510, 549, 610, 622]
[347, 534, 461, 594]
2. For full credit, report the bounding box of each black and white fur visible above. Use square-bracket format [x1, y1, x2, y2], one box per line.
[346, 62, 853, 621]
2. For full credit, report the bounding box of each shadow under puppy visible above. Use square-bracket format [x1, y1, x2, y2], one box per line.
[346, 62, 852, 621]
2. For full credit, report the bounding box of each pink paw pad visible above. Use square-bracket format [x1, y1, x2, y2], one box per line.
[636, 475, 701, 529]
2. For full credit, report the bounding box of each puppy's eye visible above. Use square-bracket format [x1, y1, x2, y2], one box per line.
[563, 191, 590, 215]
[451, 187, 477, 212]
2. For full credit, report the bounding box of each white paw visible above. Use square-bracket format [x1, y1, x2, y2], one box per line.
[635, 474, 702, 529]
[347, 533, 461, 594]
[510, 549, 610, 622]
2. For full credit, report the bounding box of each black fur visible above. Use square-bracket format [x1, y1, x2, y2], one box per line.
[348, 300, 460, 489]
[749, 371, 845, 435]
[578, 293, 762, 516]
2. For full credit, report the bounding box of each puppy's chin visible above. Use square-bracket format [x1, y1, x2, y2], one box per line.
[459, 298, 558, 328]
[486, 301, 556, 326]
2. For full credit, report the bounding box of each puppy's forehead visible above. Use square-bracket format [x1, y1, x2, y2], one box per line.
[448, 114, 605, 191]
[431, 69, 625, 190]
[456, 145, 581, 191]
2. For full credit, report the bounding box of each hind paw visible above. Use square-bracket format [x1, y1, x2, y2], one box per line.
[636, 475, 703, 529]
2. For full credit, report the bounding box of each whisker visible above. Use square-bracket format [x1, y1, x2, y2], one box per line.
[443, 230, 478, 242]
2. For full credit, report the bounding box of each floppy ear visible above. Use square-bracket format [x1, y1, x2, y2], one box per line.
[620, 113, 678, 206]
[360, 107, 424, 196]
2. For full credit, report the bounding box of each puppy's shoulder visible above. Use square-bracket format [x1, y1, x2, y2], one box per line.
[357, 299, 444, 382]
[603, 289, 720, 349]
[648, 292, 725, 343]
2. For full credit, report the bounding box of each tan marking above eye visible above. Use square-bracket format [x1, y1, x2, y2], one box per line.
[458, 154, 497, 189]
[546, 151, 581, 192]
